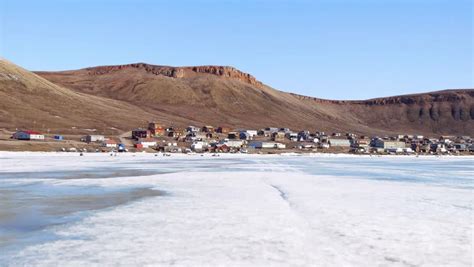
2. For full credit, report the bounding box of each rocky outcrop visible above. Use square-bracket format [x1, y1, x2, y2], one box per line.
[190, 66, 262, 87]
[84, 63, 262, 87]
[291, 89, 473, 106]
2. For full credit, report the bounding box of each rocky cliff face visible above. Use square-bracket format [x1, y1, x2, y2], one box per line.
[292, 89, 474, 125]
[291, 89, 473, 105]
[84, 63, 263, 87]
[189, 66, 263, 87]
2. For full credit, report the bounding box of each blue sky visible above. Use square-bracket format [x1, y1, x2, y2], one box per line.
[0, 0, 472, 99]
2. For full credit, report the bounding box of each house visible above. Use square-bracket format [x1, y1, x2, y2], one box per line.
[328, 138, 351, 147]
[239, 132, 251, 140]
[440, 135, 455, 142]
[216, 127, 230, 134]
[12, 130, 45, 140]
[285, 132, 298, 141]
[227, 132, 239, 139]
[214, 144, 230, 153]
[249, 141, 286, 149]
[346, 132, 357, 138]
[315, 131, 326, 137]
[186, 126, 200, 133]
[166, 127, 185, 138]
[202, 126, 215, 133]
[102, 140, 117, 148]
[184, 132, 198, 142]
[356, 139, 371, 148]
[260, 127, 279, 137]
[165, 127, 177, 137]
[319, 135, 329, 143]
[220, 139, 245, 148]
[236, 129, 257, 139]
[117, 144, 126, 152]
[272, 132, 285, 142]
[298, 131, 310, 141]
[191, 141, 208, 152]
[411, 143, 431, 153]
[132, 128, 150, 140]
[453, 143, 467, 152]
[469, 144, 474, 152]
[373, 140, 406, 149]
[136, 138, 157, 148]
[86, 135, 105, 143]
[245, 130, 258, 137]
[53, 135, 64, 141]
[430, 143, 447, 153]
[148, 122, 165, 136]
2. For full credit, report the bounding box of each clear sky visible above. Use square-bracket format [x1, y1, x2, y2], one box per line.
[0, 0, 472, 99]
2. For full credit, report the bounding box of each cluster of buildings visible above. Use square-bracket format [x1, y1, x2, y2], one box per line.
[9, 125, 474, 155]
[124, 124, 474, 155]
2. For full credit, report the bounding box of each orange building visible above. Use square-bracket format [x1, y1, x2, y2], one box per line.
[148, 122, 165, 136]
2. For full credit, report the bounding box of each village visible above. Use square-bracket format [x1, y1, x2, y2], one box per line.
[7, 122, 474, 155]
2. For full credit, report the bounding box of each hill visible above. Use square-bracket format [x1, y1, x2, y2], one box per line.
[0, 59, 189, 135]
[1, 59, 472, 136]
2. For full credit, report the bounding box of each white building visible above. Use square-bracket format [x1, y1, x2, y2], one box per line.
[221, 140, 245, 148]
[285, 132, 298, 141]
[186, 126, 200, 133]
[328, 138, 351, 147]
[86, 135, 105, 143]
[137, 138, 157, 148]
[102, 140, 117, 148]
[191, 141, 208, 152]
[249, 141, 286, 149]
[373, 140, 406, 149]
[245, 130, 258, 137]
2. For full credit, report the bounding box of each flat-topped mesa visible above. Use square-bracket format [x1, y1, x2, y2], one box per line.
[84, 63, 263, 87]
[290, 89, 474, 105]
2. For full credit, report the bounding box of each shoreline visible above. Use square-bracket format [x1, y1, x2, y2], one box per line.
[1, 150, 472, 158]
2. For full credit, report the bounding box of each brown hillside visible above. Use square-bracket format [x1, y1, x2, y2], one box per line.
[1, 59, 472, 136]
[35, 63, 378, 134]
[36, 63, 474, 136]
[0, 59, 190, 135]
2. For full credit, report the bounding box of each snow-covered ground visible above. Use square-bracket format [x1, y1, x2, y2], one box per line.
[0, 152, 472, 266]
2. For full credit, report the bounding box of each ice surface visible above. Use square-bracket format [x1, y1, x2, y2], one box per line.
[0, 152, 472, 266]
